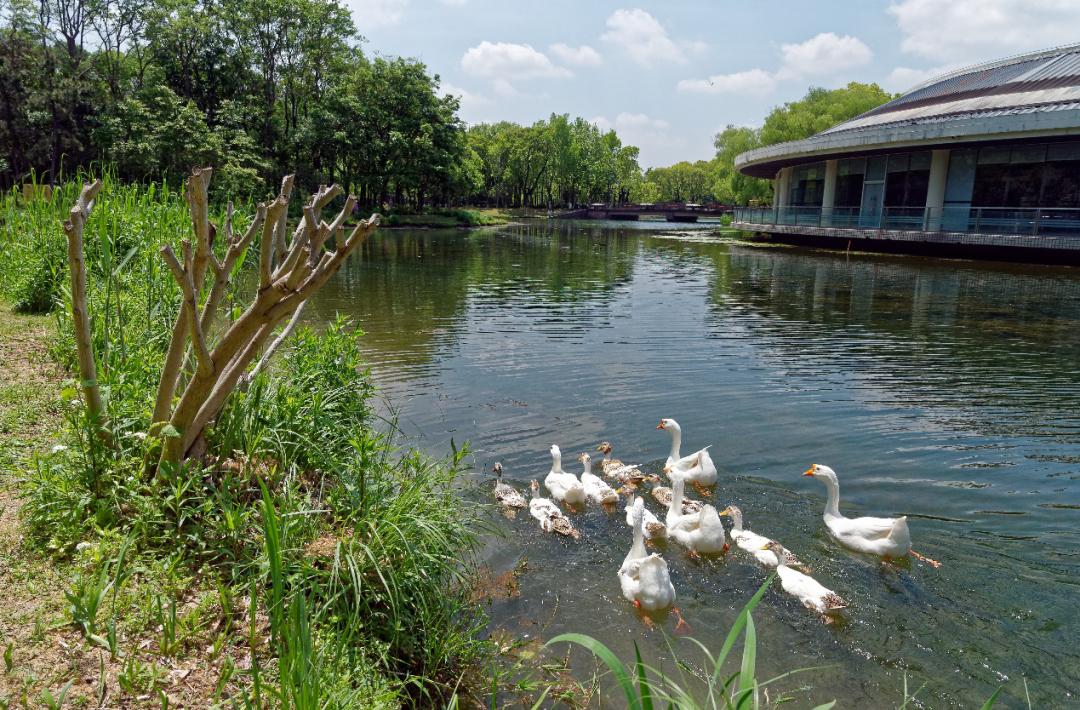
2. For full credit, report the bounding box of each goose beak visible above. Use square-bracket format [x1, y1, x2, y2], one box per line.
[760, 544, 771, 550]
[662, 464, 672, 475]
[656, 420, 665, 430]
[718, 507, 732, 516]
[802, 466, 816, 477]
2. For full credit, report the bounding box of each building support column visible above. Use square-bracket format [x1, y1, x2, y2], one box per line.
[775, 167, 791, 223]
[821, 159, 838, 226]
[925, 149, 950, 230]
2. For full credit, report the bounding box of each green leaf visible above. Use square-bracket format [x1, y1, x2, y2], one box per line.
[810, 702, 836, 710]
[739, 612, 757, 700]
[979, 686, 1004, 709]
[711, 574, 774, 687]
[546, 633, 641, 710]
[634, 641, 654, 710]
[160, 424, 180, 439]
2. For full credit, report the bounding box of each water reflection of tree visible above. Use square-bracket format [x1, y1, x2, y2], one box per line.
[304, 222, 639, 369]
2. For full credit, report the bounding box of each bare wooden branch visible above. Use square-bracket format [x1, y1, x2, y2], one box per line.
[201, 203, 267, 332]
[63, 179, 110, 444]
[260, 196, 289, 289]
[272, 176, 295, 268]
[152, 168, 213, 429]
[241, 301, 307, 387]
[161, 246, 213, 379]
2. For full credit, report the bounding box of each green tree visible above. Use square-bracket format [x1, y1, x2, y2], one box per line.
[759, 81, 893, 145]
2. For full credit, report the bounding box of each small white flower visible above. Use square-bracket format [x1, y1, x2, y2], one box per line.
[50, 445, 68, 454]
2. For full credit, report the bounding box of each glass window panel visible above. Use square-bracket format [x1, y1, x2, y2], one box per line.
[835, 173, 864, 207]
[905, 169, 930, 206]
[1009, 163, 1043, 207]
[1041, 161, 1080, 207]
[1047, 142, 1080, 161]
[979, 147, 1011, 164]
[1011, 145, 1046, 164]
[908, 151, 931, 170]
[866, 156, 888, 181]
[972, 163, 1009, 206]
[887, 153, 910, 172]
[837, 158, 865, 177]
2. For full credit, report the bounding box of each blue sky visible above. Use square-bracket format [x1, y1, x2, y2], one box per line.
[343, 0, 1080, 167]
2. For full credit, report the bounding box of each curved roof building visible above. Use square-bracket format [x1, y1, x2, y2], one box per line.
[732, 44, 1080, 261]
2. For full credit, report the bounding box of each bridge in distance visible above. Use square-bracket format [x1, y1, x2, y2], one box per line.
[561, 203, 732, 223]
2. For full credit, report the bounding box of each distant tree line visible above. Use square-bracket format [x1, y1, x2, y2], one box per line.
[463, 115, 644, 208]
[0, 0, 892, 211]
[641, 82, 894, 206]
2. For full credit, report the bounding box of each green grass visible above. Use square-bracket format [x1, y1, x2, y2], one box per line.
[0, 175, 490, 706]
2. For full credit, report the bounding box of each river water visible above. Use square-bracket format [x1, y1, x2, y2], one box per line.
[308, 220, 1079, 708]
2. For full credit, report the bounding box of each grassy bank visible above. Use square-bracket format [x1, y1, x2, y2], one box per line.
[383, 208, 511, 228]
[0, 178, 490, 707]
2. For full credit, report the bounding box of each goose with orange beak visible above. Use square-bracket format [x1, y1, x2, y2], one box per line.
[803, 464, 940, 567]
[657, 418, 717, 487]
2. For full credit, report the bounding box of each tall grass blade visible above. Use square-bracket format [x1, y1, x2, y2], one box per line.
[710, 575, 773, 687]
[546, 633, 641, 710]
[634, 641, 654, 710]
[978, 686, 1003, 709]
[735, 612, 757, 708]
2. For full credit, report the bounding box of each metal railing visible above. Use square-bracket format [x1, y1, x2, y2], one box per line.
[733, 205, 1080, 237]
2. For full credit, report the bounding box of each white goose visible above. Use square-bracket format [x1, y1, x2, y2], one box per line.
[619, 497, 676, 611]
[803, 464, 940, 567]
[528, 480, 579, 539]
[763, 542, 846, 615]
[657, 419, 717, 486]
[544, 445, 586, 506]
[720, 505, 805, 569]
[623, 494, 667, 540]
[665, 474, 728, 555]
[579, 453, 619, 506]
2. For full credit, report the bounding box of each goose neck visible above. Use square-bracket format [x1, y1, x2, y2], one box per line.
[822, 476, 842, 518]
[667, 427, 682, 462]
[670, 477, 685, 514]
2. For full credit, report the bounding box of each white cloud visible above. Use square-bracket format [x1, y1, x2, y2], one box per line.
[345, 0, 408, 29]
[592, 112, 682, 167]
[776, 32, 873, 79]
[549, 43, 603, 66]
[615, 112, 669, 131]
[677, 68, 777, 95]
[601, 8, 700, 67]
[882, 64, 966, 92]
[441, 82, 490, 118]
[676, 31, 870, 97]
[889, 0, 1080, 64]
[461, 41, 572, 80]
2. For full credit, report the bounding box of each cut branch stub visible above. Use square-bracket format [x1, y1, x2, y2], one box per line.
[63, 179, 111, 445]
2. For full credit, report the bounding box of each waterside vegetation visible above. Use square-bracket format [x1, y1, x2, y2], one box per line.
[0, 172, 489, 706]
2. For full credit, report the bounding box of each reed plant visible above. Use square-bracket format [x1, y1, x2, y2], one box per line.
[546, 574, 1020, 709]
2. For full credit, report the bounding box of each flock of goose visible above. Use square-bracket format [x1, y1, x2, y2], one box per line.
[492, 418, 941, 622]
